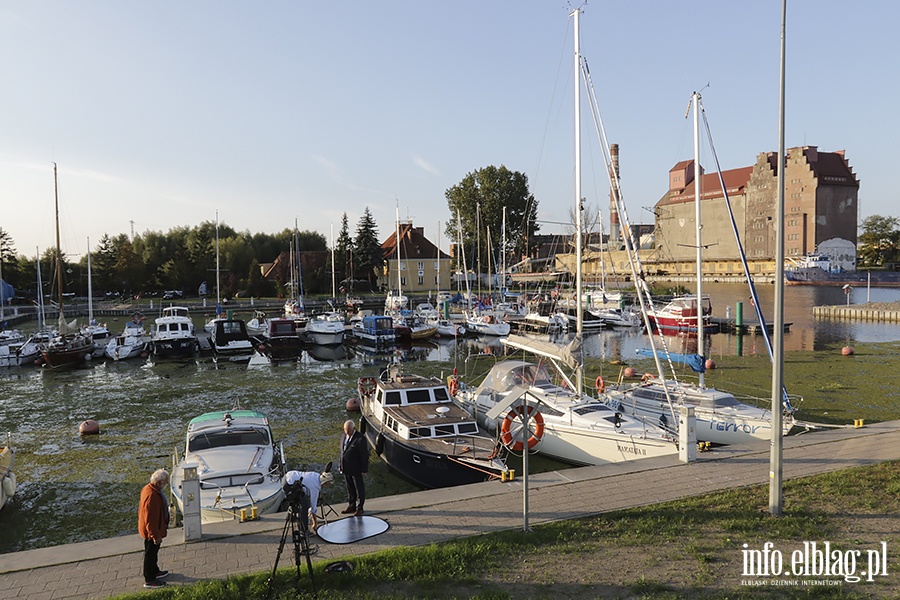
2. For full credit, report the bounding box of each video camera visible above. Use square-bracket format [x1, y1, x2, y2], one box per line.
[282, 473, 311, 517]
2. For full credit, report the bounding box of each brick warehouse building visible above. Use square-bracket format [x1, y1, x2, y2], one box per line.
[555, 146, 860, 281]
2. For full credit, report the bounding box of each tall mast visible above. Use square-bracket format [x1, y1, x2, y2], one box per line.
[573, 7, 584, 398]
[331, 223, 336, 299]
[53, 163, 64, 321]
[215, 211, 220, 308]
[395, 203, 402, 301]
[693, 91, 705, 388]
[87, 238, 93, 323]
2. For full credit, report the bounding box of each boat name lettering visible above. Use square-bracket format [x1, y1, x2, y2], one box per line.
[616, 444, 647, 456]
[708, 419, 760, 435]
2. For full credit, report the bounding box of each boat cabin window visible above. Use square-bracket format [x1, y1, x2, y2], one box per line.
[382, 390, 402, 406]
[457, 423, 477, 435]
[573, 404, 613, 416]
[434, 425, 455, 436]
[199, 473, 264, 490]
[407, 389, 431, 404]
[433, 387, 449, 401]
[271, 322, 294, 335]
[189, 428, 270, 452]
[410, 427, 431, 439]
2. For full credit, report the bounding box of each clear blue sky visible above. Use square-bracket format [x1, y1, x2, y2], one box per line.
[1, 1, 896, 261]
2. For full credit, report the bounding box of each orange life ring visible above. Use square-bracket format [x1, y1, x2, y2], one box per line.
[482, 315, 491, 323]
[448, 376, 459, 396]
[641, 372, 655, 383]
[358, 377, 377, 397]
[595, 375, 606, 394]
[499, 405, 545, 452]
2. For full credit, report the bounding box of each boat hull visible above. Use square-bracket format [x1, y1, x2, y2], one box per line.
[361, 418, 503, 488]
[151, 337, 197, 359]
[785, 268, 900, 287]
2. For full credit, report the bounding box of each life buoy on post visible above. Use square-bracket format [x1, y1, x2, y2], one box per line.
[358, 377, 377, 397]
[595, 376, 606, 394]
[447, 376, 459, 397]
[641, 373, 655, 384]
[499, 405, 545, 452]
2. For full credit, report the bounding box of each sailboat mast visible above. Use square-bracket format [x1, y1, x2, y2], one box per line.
[693, 91, 705, 388]
[331, 224, 336, 299]
[215, 211, 220, 307]
[395, 204, 402, 302]
[53, 163, 64, 319]
[573, 7, 584, 397]
[87, 238, 93, 323]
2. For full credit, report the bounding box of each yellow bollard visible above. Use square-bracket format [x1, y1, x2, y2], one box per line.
[251, 506, 258, 520]
[508, 469, 515, 480]
[854, 419, 865, 428]
[240, 508, 247, 522]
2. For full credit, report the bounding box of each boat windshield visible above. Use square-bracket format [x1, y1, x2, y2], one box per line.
[479, 363, 552, 393]
[188, 427, 270, 452]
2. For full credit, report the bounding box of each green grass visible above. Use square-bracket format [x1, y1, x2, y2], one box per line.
[114, 460, 900, 600]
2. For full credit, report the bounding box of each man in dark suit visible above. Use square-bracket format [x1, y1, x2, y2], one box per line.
[338, 419, 369, 516]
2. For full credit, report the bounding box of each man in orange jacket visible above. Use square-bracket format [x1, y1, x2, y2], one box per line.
[138, 469, 170, 589]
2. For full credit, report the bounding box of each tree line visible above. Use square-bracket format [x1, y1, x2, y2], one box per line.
[0, 165, 544, 303]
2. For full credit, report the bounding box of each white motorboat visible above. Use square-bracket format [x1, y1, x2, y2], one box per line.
[457, 336, 678, 466]
[171, 409, 286, 523]
[357, 363, 508, 488]
[150, 306, 198, 359]
[464, 310, 510, 336]
[306, 312, 345, 346]
[1, 433, 16, 511]
[646, 295, 715, 334]
[0, 332, 46, 367]
[104, 318, 149, 361]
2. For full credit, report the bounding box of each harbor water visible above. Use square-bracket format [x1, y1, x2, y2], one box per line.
[1, 282, 899, 554]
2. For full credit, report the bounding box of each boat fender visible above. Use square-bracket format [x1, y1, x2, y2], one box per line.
[595, 376, 606, 394]
[359, 418, 367, 435]
[375, 433, 385, 455]
[499, 405, 545, 452]
[1, 472, 15, 498]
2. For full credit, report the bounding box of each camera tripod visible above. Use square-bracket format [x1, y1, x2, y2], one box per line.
[266, 502, 316, 598]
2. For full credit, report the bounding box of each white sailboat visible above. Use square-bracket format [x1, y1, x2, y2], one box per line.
[457, 9, 678, 466]
[604, 92, 797, 445]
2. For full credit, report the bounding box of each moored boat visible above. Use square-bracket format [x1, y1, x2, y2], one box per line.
[170, 409, 286, 523]
[356, 364, 508, 488]
[150, 306, 198, 359]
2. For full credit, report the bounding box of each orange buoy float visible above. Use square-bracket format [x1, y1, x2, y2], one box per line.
[345, 397, 360, 411]
[623, 367, 637, 378]
[79, 420, 100, 436]
[841, 346, 854, 356]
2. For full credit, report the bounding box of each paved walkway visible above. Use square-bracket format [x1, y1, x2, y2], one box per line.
[2, 420, 899, 600]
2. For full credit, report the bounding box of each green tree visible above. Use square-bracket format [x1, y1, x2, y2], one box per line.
[0, 227, 21, 293]
[336, 212, 353, 287]
[354, 207, 381, 289]
[444, 165, 539, 274]
[858, 215, 900, 268]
